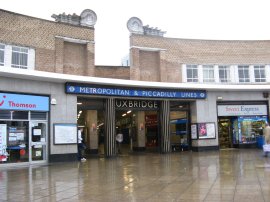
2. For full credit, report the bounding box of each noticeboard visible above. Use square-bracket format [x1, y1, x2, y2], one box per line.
[198, 122, 216, 139]
[53, 123, 77, 145]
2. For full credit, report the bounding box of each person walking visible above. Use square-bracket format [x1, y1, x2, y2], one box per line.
[263, 122, 270, 157]
[78, 128, 86, 162]
[116, 130, 123, 154]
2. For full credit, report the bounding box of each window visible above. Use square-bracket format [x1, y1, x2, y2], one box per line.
[254, 65, 266, 82]
[238, 65, 250, 83]
[186, 65, 198, 82]
[11, 46, 28, 69]
[203, 65, 214, 82]
[219, 66, 230, 83]
[0, 44, 4, 66]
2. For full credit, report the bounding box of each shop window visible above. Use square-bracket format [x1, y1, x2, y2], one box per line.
[0, 44, 4, 66]
[11, 46, 28, 69]
[186, 65, 198, 82]
[31, 112, 47, 120]
[0, 111, 11, 119]
[238, 65, 250, 82]
[219, 65, 230, 83]
[254, 65, 266, 82]
[12, 111, 29, 120]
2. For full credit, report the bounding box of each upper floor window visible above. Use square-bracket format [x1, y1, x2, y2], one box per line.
[254, 65, 266, 82]
[0, 44, 4, 66]
[203, 65, 214, 82]
[238, 65, 250, 83]
[219, 65, 230, 83]
[186, 65, 198, 82]
[11, 46, 28, 69]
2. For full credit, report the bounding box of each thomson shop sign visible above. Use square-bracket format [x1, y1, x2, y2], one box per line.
[0, 93, 49, 111]
[66, 83, 207, 99]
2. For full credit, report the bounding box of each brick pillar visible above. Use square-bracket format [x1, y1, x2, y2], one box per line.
[159, 50, 167, 82]
[55, 38, 64, 73]
[85, 42, 95, 76]
[130, 48, 140, 80]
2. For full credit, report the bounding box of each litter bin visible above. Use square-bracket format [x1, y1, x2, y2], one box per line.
[256, 136, 265, 149]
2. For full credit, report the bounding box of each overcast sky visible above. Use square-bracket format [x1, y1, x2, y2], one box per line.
[2, 0, 270, 65]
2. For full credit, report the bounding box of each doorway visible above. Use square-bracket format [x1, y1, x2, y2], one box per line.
[30, 121, 47, 162]
[218, 118, 232, 149]
[115, 110, 159, 154]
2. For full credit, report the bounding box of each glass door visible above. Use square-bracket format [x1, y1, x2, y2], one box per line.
[170, 111, 188, 151]
[30, 121, 47, 163]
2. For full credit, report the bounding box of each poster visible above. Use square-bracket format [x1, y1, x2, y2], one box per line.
[33, 129, 42, 136]
[54, 123, 77, 144]
[206, 123, 215, 138]
[198, 123, 207, 137]
[198, 123, 216, 139]
[0, 124, 7, 155]
[191, 124, 197, 139]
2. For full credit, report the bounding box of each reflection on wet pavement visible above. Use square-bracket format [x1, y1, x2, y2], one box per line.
[0, 149, 270, 202]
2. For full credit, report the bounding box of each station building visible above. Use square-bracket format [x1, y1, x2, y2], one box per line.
[0, 8, 269, 166]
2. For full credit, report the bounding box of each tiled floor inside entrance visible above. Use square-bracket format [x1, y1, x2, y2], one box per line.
[1, 149, 270, 202]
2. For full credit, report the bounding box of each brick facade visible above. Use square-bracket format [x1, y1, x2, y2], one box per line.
[130, 34, 270, 82]
[0, 9, 95, 76]
[2, 8, 270, 82]
[95, 66, 130, 80]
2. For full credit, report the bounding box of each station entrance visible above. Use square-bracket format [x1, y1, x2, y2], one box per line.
[77, 97, 190, 156]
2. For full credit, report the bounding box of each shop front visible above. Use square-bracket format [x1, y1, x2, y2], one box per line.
[0, 92, 49, 164]
[217, 102, 268, 149]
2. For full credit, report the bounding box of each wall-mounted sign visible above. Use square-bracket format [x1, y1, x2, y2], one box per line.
[218, 105, 267, 116]
[0, 93, 49, 111]
[116, 100, 159, 109]
[66, 83, 207, 99]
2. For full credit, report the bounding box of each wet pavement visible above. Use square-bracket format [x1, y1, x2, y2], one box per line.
[0, 149, 270, 202]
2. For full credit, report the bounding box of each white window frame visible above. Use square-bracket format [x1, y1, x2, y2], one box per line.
[218, 65, 231, 83]
[186, 65, 198, 82]
[11, 46, 29, 69]
[238, 65, 250, 83]
[0, 44, 4, 66]
[202, 65, 215, 83]
[254, 65, 266, 83]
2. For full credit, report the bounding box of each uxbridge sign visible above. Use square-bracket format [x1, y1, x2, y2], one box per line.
[66, 83, 207, 99]
[116, 100, 159, 109]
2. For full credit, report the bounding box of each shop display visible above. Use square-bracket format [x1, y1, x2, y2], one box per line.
[237, 116, 267, 145]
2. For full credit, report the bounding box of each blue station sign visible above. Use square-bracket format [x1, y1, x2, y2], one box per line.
[0, 93, 49, 111]
[66, 83, 207, 99]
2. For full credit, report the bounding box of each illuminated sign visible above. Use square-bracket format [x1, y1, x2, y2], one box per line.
[66, 84, 207, 99]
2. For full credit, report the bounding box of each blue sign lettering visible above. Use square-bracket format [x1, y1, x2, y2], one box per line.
[66, 84, 206, 99]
